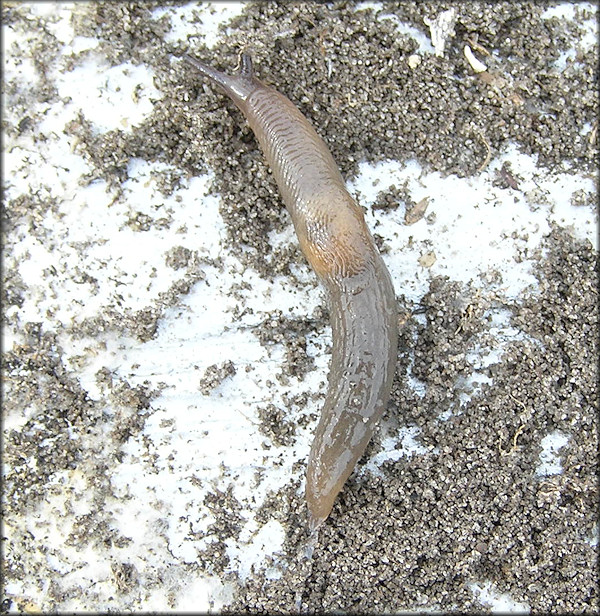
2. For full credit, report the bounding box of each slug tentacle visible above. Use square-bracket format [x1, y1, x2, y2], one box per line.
[239, 53, 254, 78]
[186, 53, 398, 528]
[183, 53, 258, 103]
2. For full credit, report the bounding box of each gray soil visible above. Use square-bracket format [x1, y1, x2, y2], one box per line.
[2, 1, 598, 613]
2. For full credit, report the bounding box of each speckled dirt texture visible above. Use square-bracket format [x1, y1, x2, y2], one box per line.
[225, 226, 599, 614]
[2, 1, 598, 614]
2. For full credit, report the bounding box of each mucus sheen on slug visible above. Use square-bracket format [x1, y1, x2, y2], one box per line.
[185, 53, 398, 529]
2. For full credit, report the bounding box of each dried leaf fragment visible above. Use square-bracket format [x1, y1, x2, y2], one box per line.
[405, 197, 430, 225]
[418, 251, 437, 268]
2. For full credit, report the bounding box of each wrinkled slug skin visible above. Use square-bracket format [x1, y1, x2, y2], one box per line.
[186, 54, 398, 528]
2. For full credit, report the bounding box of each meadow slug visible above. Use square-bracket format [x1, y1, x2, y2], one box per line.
[185, 53, 398, 529]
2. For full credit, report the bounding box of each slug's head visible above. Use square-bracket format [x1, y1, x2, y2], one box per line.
[184, 52, 260, 105]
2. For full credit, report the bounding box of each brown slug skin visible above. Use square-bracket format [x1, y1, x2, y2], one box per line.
[186, 53, 398, 529]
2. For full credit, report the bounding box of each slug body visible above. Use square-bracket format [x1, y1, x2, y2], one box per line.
[186, 54, 398, 529]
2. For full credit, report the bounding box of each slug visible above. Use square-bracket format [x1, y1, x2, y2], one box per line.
[185, 53, 398, 529]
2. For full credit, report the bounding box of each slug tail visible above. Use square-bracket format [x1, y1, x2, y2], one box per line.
[308, 510, 326, 532]
[306, 262, 398, 525]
